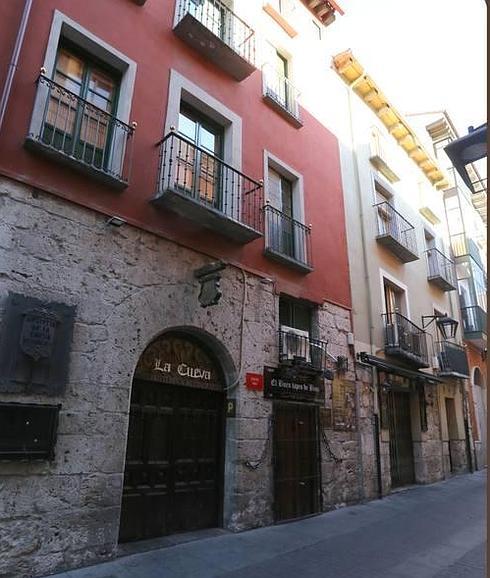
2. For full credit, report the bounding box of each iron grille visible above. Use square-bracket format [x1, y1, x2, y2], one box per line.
[374, 201, 418, 258]
[278, 329, 328, 373]
[175, 0, 256, 66]
[262, 63, 301, 122]
[436, 341, 470, 377]
[27, 75, 134, 186]
[426, 248, 456, 288]
[157, 132, 263, 233]
[264, 204, 312, 269]
[382, 311, 429, 368]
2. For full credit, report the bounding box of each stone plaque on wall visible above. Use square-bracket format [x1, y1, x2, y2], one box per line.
[0, 293, 76, 395]
[332, 378, 357, 431]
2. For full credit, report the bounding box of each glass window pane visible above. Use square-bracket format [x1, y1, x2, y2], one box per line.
[88, 70, 116, 102]
[86, 90, 112, 112]
[178, 112, 197, 142]
[199, 126, 216, 154]
[56, 50, 84, 85]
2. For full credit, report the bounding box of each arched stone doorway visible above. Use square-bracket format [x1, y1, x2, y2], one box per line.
[119, 330, 228, 543]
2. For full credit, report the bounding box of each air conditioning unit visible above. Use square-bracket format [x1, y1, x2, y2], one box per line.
[280, 325, 311, 363]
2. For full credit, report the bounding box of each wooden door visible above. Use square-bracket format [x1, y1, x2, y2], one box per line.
[119, 380, 224, 542]
[273, 402, 321, 522]
[388, 390, 415, 487]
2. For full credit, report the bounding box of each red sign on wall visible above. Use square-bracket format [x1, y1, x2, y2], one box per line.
[246, 372, 264, 391]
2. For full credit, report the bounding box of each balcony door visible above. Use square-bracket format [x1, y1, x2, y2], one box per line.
[43, 46, 119, 170]
[268, 168, 296, 258]
[177, 105, 224, 208]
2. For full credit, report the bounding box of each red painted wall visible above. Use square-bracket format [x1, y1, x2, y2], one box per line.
[0, 0, 351, 308]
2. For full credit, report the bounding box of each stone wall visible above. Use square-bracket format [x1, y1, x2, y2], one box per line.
[0, 177, 357, 577]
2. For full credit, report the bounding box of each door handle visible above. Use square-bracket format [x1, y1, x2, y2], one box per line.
[299, 481, 306, 486]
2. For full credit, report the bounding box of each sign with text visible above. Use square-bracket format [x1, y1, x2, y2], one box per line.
[134, 333, 223, 391]
[263, 366, 324, 403]
[246, 372, 264, 391]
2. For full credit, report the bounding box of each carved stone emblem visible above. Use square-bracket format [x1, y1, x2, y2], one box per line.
[194, 261, 227, 308]
[20, 308, 59, 361]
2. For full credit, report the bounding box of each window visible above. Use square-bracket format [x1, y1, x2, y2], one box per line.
[279, 296, 312, 333]
[42, 44, 120, 170]
[26, 10, 136, 186]
[176, 104, 224, 206]
[263, 152, 310, 271]
[384, 279, 405, 316]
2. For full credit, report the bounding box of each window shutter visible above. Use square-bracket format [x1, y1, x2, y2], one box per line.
[268, 167, 283, 211]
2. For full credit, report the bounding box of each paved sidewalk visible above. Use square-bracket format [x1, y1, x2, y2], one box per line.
[48, 470, 486, 578]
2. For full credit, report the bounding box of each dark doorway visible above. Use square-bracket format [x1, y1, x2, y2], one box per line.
[445, 397, 458, 473]
[119, 380, 224, 542]
[388, 390, 415, 487]
[273, 401, 321, 522]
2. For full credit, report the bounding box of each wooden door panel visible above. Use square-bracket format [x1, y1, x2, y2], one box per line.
[388, 391, 415, 487]
[273, 402, 320, 522]
[120, 381, 223, 542]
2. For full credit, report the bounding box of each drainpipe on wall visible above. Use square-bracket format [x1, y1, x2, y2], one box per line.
[0, 0, 33, 134]
[345, 87, 383, 499]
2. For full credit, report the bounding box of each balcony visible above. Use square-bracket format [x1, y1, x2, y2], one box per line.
[382, 312, 429, 368]
[263, 204, 312, 273]
[436, 341, 470, 378]
[154, 132, 263, 243]
[173, 0, 256, 81]
[461, 305, 487, 348]
[426, 248, 457, 291]
[279, 328, 328, 376]
[262, 64, 302, 127]
[374, 202, 418, 263]
[25, 75, 134, 189]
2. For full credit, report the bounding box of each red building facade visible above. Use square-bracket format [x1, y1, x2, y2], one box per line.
[0, 2, 359, 576]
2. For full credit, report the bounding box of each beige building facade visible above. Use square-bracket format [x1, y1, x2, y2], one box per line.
[332, 51, 473, 494]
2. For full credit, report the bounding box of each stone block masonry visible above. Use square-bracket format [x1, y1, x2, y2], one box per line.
[0, 177, 358, 578]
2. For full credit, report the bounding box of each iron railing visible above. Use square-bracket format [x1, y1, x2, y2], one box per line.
[279, 329, 328, 373]
[426, 248, 456, 287]
[461, 305, 487, 335]
[436, 341, 470, 376]
[262, 63, 301, 121]
[157, 131, 263, 232]
[374, 201, 418, 256]
[264, 204, 312, 268]
[175, 0, 256, 66]
[28, 75, 134, 184]
[382, 311, 429, 367]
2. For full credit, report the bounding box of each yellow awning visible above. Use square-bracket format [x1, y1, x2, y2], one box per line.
[332, 50, 449, 190]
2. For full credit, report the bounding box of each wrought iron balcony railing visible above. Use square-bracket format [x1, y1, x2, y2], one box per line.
[374, 201, 418, 262]
[264, 204, 312, 272]
[25, 75, 134, 188]
[426, 248, 457, 291]
[461, 305, 487, 336]
[154, 132, 263, 242]
[436, 341, 470, 377]
[382, 311, 429, 368]
[262, 64, 302, 126]
[279, 329, 328, 374]
[174, 0, 256, 81]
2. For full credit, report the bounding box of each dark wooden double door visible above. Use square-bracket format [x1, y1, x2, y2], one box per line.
[119, 380, 224, 543]
[387, 390, 415, 487]
[273, 402, 321, 522]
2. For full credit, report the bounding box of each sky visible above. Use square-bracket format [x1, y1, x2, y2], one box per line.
[326, 0, 487, 138]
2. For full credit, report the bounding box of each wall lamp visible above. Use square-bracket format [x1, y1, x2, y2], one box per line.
[105, 216, 126, 227]
[421, 314, 459, 340]
[444, 123, 487, 194]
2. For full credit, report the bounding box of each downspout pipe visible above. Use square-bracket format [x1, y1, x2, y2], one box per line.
[0, 0, 33, 134]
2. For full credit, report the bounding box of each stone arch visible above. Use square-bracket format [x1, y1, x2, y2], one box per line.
[133, 325, 238, 390]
